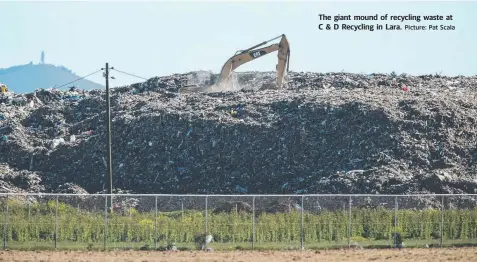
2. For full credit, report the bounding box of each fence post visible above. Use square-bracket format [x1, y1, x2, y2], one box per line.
[55, 196, 58, 249]
[154, 196, 158, 250]
[440, 195, 444, 247]
[300, 195, 304, 250]
[3, 195, 8, 250]
[394, 196, 398, 248]
[347, 195, 351, 248]
[181, 201, 184, 220]
[104, 195, 108, 250]
[252, 196, 255, 250]
[205, 196, 208, 235]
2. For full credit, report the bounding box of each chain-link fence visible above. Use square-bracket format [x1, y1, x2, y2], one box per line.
[1, 193, 477, 250]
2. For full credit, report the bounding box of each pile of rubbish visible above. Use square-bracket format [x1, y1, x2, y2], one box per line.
[0, 164, 45, 193]
[1, 71, 477, 200]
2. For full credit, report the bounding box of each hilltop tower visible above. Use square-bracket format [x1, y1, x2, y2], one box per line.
[40, 51, 45, 64]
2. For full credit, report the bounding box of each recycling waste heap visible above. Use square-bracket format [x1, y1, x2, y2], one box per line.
[1, 71, 477, 197]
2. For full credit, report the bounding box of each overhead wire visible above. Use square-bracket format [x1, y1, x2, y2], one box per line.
[52, 67, 149, 91]
[55, 69, 103, 89]
[111, 68, 149, 81]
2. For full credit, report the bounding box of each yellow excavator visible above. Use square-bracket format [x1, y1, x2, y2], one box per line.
[179, 34, 290, 93]
[0, 83, 8, 93]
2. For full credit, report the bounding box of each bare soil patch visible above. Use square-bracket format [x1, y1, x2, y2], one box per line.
[1, 248, 477, 262]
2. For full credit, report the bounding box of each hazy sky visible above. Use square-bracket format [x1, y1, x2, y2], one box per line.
[1, 1, 476, 87]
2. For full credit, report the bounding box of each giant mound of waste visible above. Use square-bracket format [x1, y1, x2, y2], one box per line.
[1, 71, 477, 195]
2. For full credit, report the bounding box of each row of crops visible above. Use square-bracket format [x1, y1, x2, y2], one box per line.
[1, 199, 477, 246]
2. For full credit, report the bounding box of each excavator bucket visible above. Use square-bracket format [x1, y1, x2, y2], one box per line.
[179, 34, 290, 93]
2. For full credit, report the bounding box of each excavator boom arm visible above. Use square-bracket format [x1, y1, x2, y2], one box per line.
[179, 34, 290, 93]
[215, 34, 290, 89]
[216, 43, 280, 85]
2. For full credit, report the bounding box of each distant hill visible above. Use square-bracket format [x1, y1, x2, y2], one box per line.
[0, 63, 104, 93]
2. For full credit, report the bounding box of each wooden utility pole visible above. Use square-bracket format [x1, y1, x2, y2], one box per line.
[104, 63, 113, 210]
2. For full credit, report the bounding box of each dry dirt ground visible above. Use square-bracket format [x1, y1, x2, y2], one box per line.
[1, 248, 477, 262]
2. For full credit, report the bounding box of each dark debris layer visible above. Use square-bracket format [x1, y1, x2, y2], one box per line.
[1, 71, 477, 196]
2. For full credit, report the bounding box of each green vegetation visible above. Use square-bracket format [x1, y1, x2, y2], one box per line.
[1, 199, 477, 250]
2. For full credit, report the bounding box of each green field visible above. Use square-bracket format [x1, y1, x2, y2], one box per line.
[1, 199, 477, 250]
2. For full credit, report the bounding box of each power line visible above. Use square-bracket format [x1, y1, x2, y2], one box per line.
[111, 68, 149, 81]
[55, 69, 103, 89]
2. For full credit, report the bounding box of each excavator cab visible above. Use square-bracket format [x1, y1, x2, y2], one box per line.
[180, 34, 290, 93]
